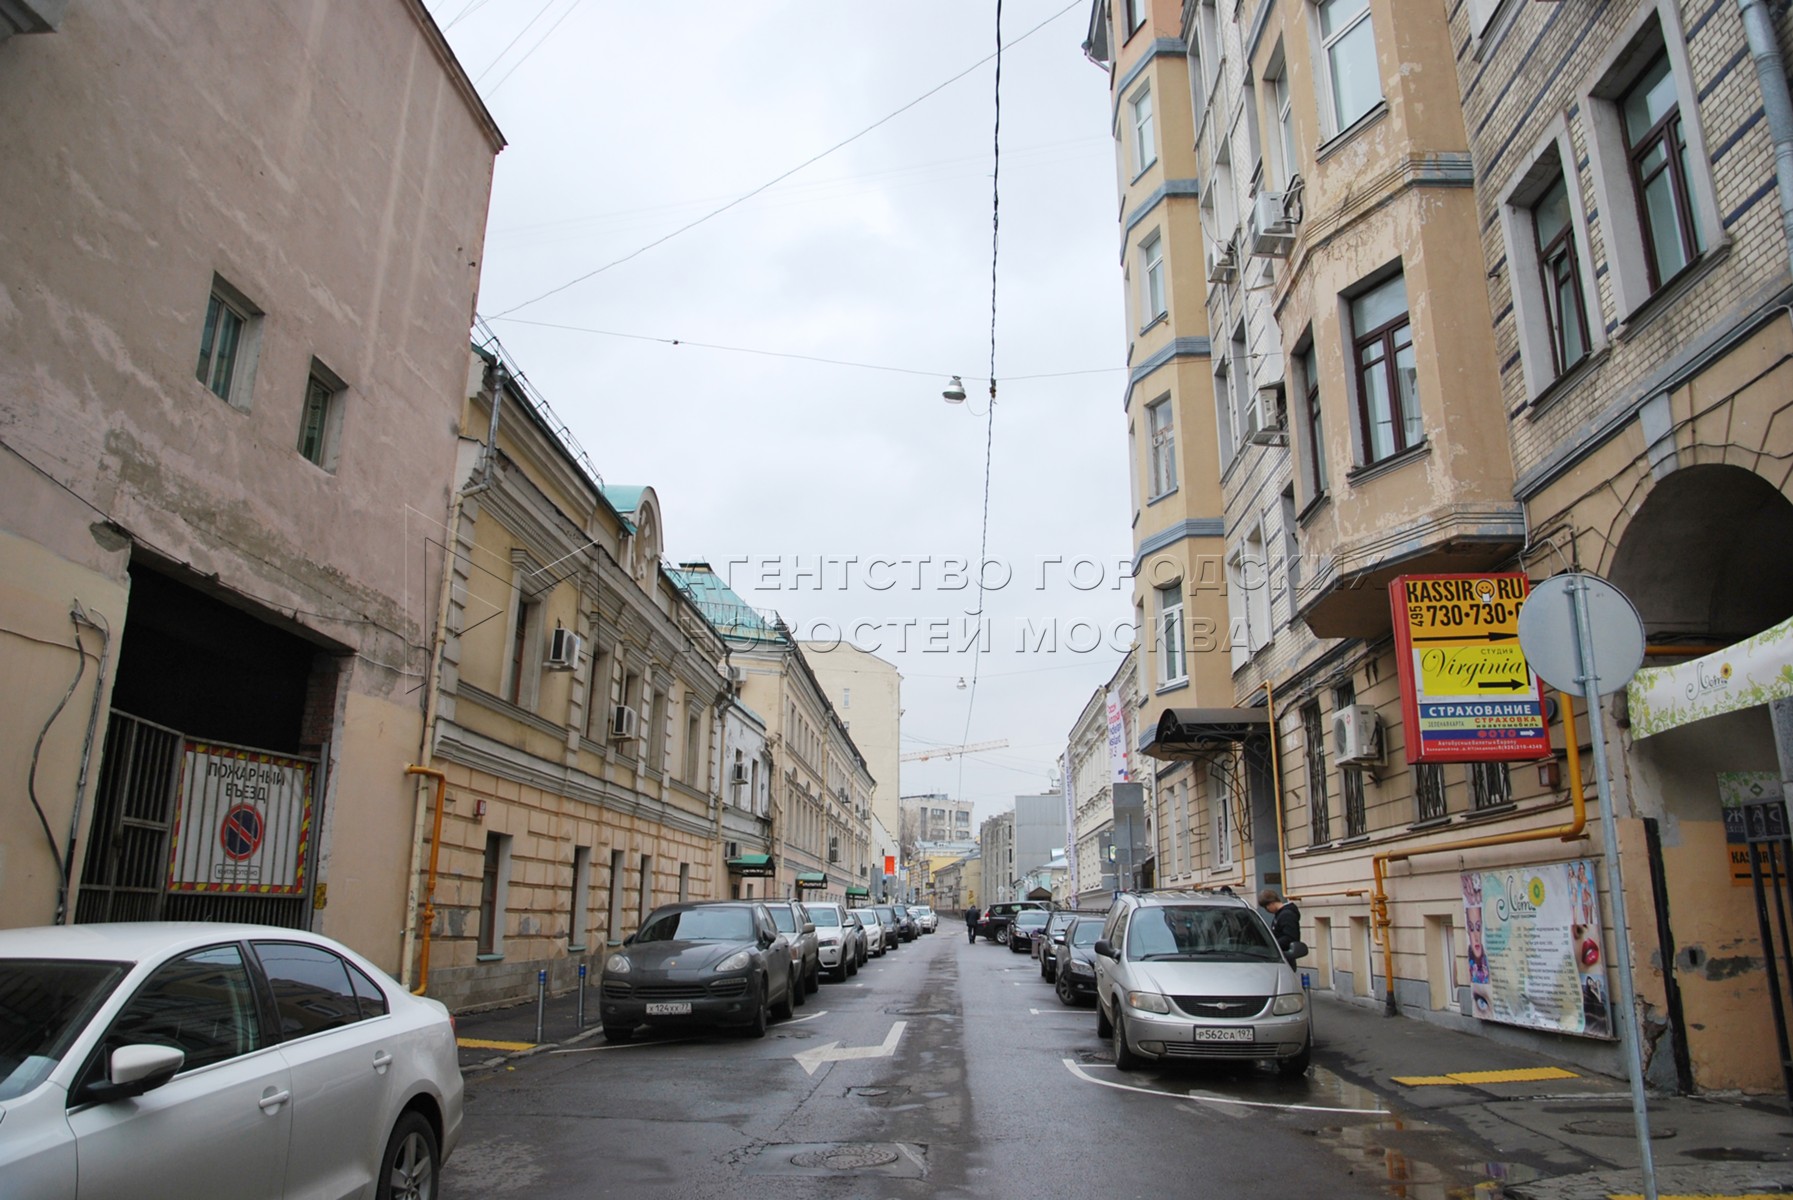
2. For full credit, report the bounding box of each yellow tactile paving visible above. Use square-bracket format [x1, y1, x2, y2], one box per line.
[457, 1037, 535, 1051]
[1391, 1066, 1580, 1086]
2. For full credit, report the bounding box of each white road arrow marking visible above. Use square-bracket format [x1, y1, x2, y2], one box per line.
[792, 1020, 907, 1075]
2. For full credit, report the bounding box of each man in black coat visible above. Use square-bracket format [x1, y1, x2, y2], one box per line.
[1259, 889, 1301, 958]
[965, 907, 982, 943]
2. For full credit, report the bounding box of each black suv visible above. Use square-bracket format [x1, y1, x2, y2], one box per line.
[975, 900, 1046, 944]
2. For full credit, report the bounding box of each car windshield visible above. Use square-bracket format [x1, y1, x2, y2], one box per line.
[809, 908, 840, 927]
[1124, 906, 1280, 962]
[1069, 920, 1103, 947]
[767, 908, 797, 933]
[0, 959, 129, 1101]
[636, 907, 755, 943]
[1014, 912, 1049, 929]
[1048, 913, 1078, 933]
[874, 907, 898, 921]
[852, 910, 880, 925]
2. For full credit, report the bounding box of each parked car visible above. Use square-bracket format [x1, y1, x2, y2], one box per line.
[1051, 915, 1106, 1005]
[1037, 910, 1089, 978]
[803, 901, 861, 981]
[1007, 908, 1052, 955]
[874, 904, 915, 943]
[763, 898, 822, 998]
[0, 921, 463, 1200]
[908, 903, 939, 933]
[600, 901, 795, 1042]
[977, 900, 1045, 944]
[889, 903, 920, 942]
[850, 907, 890, 956]
[1093, 890, 1311, 1076]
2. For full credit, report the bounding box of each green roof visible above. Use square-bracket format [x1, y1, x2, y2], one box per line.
[668, 566, 783, 645]
[844, 885, 869, 897]
[795, 873, 828, 887]
[601, 485, 648, 513]
[726, 854, 774, 877]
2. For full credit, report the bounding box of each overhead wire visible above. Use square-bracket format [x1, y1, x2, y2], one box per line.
[486, 0, 1080, 318]
[472, 0, 560, 85]
[486, 0, 584, 98]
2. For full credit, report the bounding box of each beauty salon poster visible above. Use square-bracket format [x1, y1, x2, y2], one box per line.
[1462, 858, 1611, 1038]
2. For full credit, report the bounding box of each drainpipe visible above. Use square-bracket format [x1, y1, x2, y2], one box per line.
[1370, 690, 1588, 1016]
[1265, 678, 1290, 895]
[58, 603, 112, 924]
[404, 765, 448, 994]
[1738, 0, 1793, 277]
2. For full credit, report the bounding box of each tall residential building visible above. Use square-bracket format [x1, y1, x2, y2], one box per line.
[1013, 793, 1065, 893]
[898, 792, 977, 852]
[978, 812, 1016, 904]
[802, 641, 903, 842]
[0, 1, 501, 968]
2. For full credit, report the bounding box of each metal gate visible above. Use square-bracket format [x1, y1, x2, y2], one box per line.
[75, 711, 314, 929]
[1741, 796, 1793, 1105]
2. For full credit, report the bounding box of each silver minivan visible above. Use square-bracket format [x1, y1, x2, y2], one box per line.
[1092, 890, 1311, 1076]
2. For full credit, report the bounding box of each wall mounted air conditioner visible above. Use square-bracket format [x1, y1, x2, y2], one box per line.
[731, 762, 749, 785]
[728, 665, 748, 687]
[1333, 704, 1383, 765]
[610, 704, 639, 740]
[1205, 240, 1238, 284]
[545, 627, 582, 670]
[1247, 385, 1288, 445]
[1249, 190, 1297, 257]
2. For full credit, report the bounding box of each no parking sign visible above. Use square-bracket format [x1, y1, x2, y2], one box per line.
[168, 742, 313, 894]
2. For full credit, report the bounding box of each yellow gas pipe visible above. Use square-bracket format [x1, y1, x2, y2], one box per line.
[404, 765, 449, 995]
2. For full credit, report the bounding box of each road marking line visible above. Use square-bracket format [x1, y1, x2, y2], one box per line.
[1060, 1058, 1388, 1115]
[1392, 1067, 1578, 1086]
[550, 1038, 693, 1054]
[458, 1038, 533, 1051]
[785, 1010, 829, 1024]
[794, 1021, 907, 1075]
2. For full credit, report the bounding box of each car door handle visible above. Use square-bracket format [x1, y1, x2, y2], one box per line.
[259, 1088, 291, 1113]
[372, 1051, 393, 1073]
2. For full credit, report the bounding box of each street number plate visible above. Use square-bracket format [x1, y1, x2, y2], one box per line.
[1194, 1027, 1254, 1043]
[646, 1002, 691, 1016]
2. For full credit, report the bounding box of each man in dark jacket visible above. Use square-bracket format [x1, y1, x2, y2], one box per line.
[1259, 889, 1301, 958]
[965, 907, 982, 943]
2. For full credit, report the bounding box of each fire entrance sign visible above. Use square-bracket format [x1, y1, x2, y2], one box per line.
[1390, 574, 1551, 764]
[168, 742, 313, 894]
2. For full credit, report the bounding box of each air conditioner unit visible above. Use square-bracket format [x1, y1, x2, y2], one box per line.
[728, 665, 748, 687]
[544, 627, 582, 670]
[725, 841, 740, 858]
[1250, 190, 1298, 258]
[1205, 240, 1238, 284]
[610, 704, 639, 740]
[1333, 705, 1383, 765]
[731, 762, 749, 785]
[1247, 385, 1288, 445]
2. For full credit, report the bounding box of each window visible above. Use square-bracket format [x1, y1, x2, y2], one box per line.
[103, 945, 262, 1072]
[637, 853, 653, 927]
[1414, 763, 1447, 822]
[1533, 175, 1590, 377]
[296, 360, 345, 470]
[1156, 582, 1187, 685]
[194, 279, 260, 408]
[584, 644, 611, 740]
[1303, 704, 1331, 844]
[606, 848, 625, 943]
[684, 704, 703, 783]
[1141, 232, 1166, 323]
[1146, 397, 1176, 497]
[842, 687, 851, 709]
[1124, 0, 1146, 35]
[1298, 342, 1327, 497]
[1337, 683, 1367, 837]
[1316, 0, 1381, 135]
[570, 846, 592, 949]
[1229, 323, 1253, 447]
[507, 597, 537, 706]
[478, 833, 512, 955]
[1211, 760, 1235, 869]
[1351, 273, 1421, 464]
[1270, 55, 1299, 186]
[1468, 761, 1512, 811]
[1623, 51, 1703, 291]
[678, 862, 690, 902]
[253, 942, 364, 1037]
[1130, 83, 1156, 174]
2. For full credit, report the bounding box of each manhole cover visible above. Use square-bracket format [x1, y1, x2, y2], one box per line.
[1561, 1118, 1675, 1139]
[790, 1145, 902, 1170]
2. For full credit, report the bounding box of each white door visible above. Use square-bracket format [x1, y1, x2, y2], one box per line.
[68, 944, 291, 1200]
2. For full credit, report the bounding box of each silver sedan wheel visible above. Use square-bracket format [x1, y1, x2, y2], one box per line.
[382, 1116, 437, 1200]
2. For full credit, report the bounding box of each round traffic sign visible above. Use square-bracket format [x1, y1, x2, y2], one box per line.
[1517, 574, 1646, 696]
[220, 804, 265, 860]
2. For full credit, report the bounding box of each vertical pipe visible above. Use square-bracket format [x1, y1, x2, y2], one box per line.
[1737, 0, 1793, 277]
[1266, 679, 1290, 894]
[405, 766, 448, 995]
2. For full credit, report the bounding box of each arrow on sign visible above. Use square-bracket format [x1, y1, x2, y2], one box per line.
[1411, 632, 1519, 643]
[792, 1020, 907, 1075]
[1476, 679, 1528, 691]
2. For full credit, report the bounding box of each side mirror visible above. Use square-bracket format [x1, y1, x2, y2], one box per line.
[1094, 939, 1118, 960]
[1284, 940, 1309, 962]
[802, 923, 816, 935]
[82, 1044, 185, 1104]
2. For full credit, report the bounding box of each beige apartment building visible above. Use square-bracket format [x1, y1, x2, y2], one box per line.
[1088, 0, 1793, 1095]
[801, 640, 903, 841]
[0, 1, 501, 969]
[410, 347, 735, 1010]
[672, 566, 875, 904]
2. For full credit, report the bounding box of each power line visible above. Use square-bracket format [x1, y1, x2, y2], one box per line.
[487, 1, 1080, 319]
[472, 0, 559, 85]
[486, 0, 584, 98]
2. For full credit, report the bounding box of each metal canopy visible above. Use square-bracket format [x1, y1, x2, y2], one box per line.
[726, 854, 774, 877]
[1142, 706, 1270, 760]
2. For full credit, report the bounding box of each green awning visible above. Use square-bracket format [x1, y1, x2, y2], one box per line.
[795, 872, 828, 888]
[727, 854, 774, 877]
[844, 885, 869, 898]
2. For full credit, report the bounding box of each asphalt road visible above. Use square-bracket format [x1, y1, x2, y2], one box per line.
[442, 930, 1497, 1199]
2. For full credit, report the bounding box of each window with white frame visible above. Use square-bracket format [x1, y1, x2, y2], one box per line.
[195, 277, 261, 409]
[1124, 0, 1146, 36]
[1314, 0, 1381, 136]
[1211, 760, 1235, 869]
[1581, 11, 1718, 321]
[297, 359, 346, 471]
[1298, 340, 1328, 499]
[1499, 123, 1603, 401]
[1213, 357, 1236, 472]
[1141, 231, 1166, 324]
[1157, 582, 1187, 686]
[1350, 272, 1421, 464]
[1229, 323, 1253, 447]
[1147, 396, 1177, 498]
[1535, 172, 1592, 375]
[1197, 0, 1221, 100]
[1130, 83, 1156, 175]
[1269, 49, 1299, 187]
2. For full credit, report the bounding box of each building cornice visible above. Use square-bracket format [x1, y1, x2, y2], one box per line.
[1123, 336, 1212, 411]
[1121, 179, 1202, 251]
[1112, 37, 1189, 118]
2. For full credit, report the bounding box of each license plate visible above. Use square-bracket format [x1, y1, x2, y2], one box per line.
[1194, 1027, 1254, 1043]
[645, 1002, 691, 1016]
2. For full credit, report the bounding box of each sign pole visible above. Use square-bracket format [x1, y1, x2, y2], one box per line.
[1570, 574, 1659, 1200]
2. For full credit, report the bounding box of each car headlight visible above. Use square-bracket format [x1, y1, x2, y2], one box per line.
[1125, 990, 1172, 1014]
[605, 954, 631, 974]
[1271, 992, 1307, 1015]
[1067, 958, 1094, 975]
[715, 950, 752, 973]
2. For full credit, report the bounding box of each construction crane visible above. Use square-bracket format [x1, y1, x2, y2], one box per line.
[898, 738, 1009, 763]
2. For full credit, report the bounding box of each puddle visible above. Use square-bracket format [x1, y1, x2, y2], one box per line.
[1307, 1117, 1546, 1200]
[1682, 1146, 1791, 1163]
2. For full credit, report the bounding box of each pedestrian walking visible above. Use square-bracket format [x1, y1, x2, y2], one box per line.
[965, 906, 982, 943]
[1259, 889, 1301, 957]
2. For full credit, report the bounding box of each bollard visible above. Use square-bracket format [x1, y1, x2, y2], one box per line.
[577, 962, 586, 1029]
[535, 969, 547, 1044]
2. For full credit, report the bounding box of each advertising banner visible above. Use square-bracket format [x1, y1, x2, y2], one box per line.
[1627, 614, 1793, 738]
[169, 742, 313, 894]
[1462, 859, 1610, 1037]
[1390, 574, 1551, 763]
[1106, 690, 1130, 784]
[1062, 750, 1078, 899]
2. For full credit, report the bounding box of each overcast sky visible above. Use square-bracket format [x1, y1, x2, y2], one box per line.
[425, 1, 1131, 828]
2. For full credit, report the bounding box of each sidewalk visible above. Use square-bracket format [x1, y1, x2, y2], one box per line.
[451, 979, 1793, 1198]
